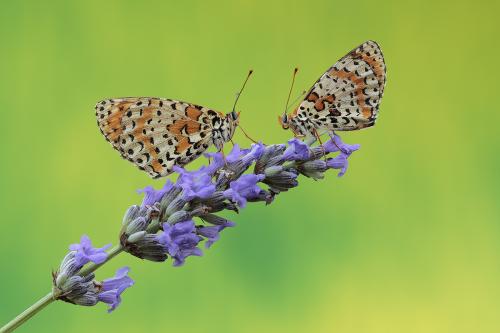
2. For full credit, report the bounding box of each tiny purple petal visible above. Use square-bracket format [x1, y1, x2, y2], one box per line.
[172, 247, 203, 267]
[198, 226, 221, 248]
[323, 135, 361, 155]
[323, 135, 360, 177]
[203, 151, 226, 174]
[170, 220, 196, 236]
[282, 138, 310, 161]
[98, 267, 134, 313]
[157, 221, 203, 266]
[326, 154, 349, 177]
[102, 267, 134, 291]
[198, 222, 234, 248]
[223, 174, 265, 208]
[246, 142, 265, 160]
[226, 144, 245, 163]
[137, 180, 174, 207]
[69, 235, 111, 267]
[173, 166, 216, 200]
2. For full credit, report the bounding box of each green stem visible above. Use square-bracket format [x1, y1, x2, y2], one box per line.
[0, 292, 55, 333]
[0, 244, 124, 332]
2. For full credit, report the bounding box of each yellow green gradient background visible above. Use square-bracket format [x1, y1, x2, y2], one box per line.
[1, 0, 499, 332]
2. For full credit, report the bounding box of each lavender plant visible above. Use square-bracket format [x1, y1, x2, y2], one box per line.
[0, 135, 360, 333]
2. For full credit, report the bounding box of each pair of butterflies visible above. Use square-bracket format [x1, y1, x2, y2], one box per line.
[95, 40, 386, 179]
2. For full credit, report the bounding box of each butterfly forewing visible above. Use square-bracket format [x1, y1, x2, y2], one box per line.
[96, 97, 222, 178]
[295, 40, 386, 132]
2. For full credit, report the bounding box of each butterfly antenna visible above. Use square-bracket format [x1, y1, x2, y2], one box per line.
[286, 90, 307, 112]
[283, 67, 299, 116]
[232, 69, 253, 113]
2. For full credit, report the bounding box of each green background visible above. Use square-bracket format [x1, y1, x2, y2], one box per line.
[1, 0, 499, 332]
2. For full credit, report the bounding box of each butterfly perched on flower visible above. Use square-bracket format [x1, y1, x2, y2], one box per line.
[279, 40, 386, 140]
[95, 72, 253, 179]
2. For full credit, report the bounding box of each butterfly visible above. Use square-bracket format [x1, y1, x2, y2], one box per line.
[95, 72, 252, 178]
[278, 40, 386, 140]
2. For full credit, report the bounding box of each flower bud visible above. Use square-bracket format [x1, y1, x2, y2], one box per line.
[165, 197, 187, 216]
[166, 210, 191, 224]
[264, 170, 298, 192]
[122, 205, 140, 226]
[264, 165, 283, 177]
[127, 231, 147, 243]
[297, 159, 327, 179]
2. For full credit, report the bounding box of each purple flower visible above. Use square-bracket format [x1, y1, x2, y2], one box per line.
[202, 152, 226, 175]
[322, 135, 361, 177]
[282, 138, 310, 161]
[223, 174, 265, 208]
[157, 221, 203, 266]
[327, 154, 349, 177]
[69, 235, 111, 267]
[173, 166, 216, 201]
[226, 144, 246, 163]
[138, 180, 174, 207]
[226, 142, 265, 171]
[244, 142, 265, 160]
[322, 135, 361, 155]
[197, 220, 235, 248]
[204, 144, 246, 173]
[98, 267, 134, 313]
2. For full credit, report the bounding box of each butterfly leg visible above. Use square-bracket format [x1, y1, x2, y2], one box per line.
[312, 129, 327, 160]
[328, 131, 347, 154]
[221, 146, 227, 166]
[238, 124, 260, 144]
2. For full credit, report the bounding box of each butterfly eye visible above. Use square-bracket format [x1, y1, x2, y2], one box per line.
[229, 111, 238, 121]
[278, 114, 289, 129]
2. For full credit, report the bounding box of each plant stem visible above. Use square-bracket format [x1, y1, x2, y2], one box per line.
[0, 292, 54, 333]
[0, 244, 124, 332]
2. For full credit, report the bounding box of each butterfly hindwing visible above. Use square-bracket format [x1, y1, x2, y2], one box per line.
[96, 97, 222, 178]
[295, 40, 386, 132]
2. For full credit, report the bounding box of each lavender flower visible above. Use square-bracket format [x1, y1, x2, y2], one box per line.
[282, 138, 311, 161]
[225, 144, 245, 163]
[227, 142, 265, 178]
[48, 135, 361, 318]
[69, 235, 111, 267]
[174, 166, 216, 201]
[202, 154, 225, 175]
[53, 254, 134, 311]
[327, 154, 350, 177]
[157, 220, 203, 266]
[223, 174, 265, 208]
[138, 180, 174, 207]
[244, 142, 265, 160]
[322, 134, 361, 155]
[320, 135, 361, 177]
[97, 267, 134, 313]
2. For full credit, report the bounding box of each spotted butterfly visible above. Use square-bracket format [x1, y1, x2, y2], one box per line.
[95, 97, 239, 178]
[279, 40, 386, 139]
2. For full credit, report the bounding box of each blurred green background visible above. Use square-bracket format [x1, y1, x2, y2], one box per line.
[1, 0, 499, 332]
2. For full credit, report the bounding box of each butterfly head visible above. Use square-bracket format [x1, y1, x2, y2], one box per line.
[278, 112, 308, 138]
[229, 110, 240, 123]
[225, 110, 240, 139]
[278, 113, 289, 130]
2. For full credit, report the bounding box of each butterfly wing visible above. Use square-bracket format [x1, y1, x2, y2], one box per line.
[95, 97, 222, 178]
[294, 40, 386, 132]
